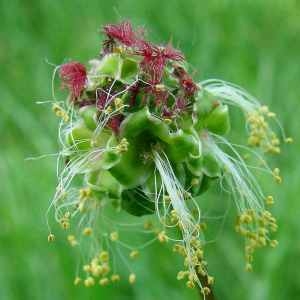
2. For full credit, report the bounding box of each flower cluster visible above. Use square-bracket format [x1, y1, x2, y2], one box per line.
[45, 21, 291, 297]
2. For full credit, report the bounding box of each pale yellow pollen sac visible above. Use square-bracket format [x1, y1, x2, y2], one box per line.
[207, 276, 214, 285]
[285, 137, 293, 144]
[186, 280, 195, 289]
[84, 276, 95, 287]
[99, 278, 110, 286]
[110, 231, 119, 241]
[83, 227, 93, 236]
[272, 168, 282, 184]
[128, 273, 136, 284]
[47, 233, 55, 242]
[201, 287, 211, 296]
[111, 274, 121, 282]
[265, 195, 274, 206]
[99, 251, 109, 263]
[245, 263, 253, 272]
[60, 219, 70, 230]
[154, 84, 166, 91]
[101, 264, 110, 276]
[73, 276, 81, 286]
[91, 265, 102, 277]
[52, 103, 69, 122]
[163, 118, 172, 125]
[270, 240, 279, 248]
[143, 220, 153, 230]
[157, 231, 168, 243]
[67, 235, 78, 247]
[129, 250, 139, 260]
[105, 105, 113, 114]
[191, 178, 200, 186]
[114, 97, 124, 111]
[177, 270, 189, 280]
[79, 187, 92, 200]
[83, 264, 91, 273]
[116, 138, 129, 153]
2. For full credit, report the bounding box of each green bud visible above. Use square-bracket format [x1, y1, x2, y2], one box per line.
[79, 105, 97, 130]
[66, 122, 92, 150]
[203, 104, 231, 135]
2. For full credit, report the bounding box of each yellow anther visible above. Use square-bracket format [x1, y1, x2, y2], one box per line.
[201, 287, 211, 296]
[79, 187, 91, 200]
[143, 220, 153, 230]
[157, 231, 168, 243]
[285, 137, 293, 144]
[105, 105, 113, 114]
[91, 265, 102, 277]
[111, 274, 121, 282]
[101, 264, 110, 275]
[99, 251, 109, 263]
[52, 103, 69, 122]
[114, 97, 124, 110]
[74, 276, 81, 286]
[84, 277, 95, 287]
[267, 112, 276, 118]
[99, 278, 110, 286]
[61, 220, 70, 230]
[155, 84, 166, 91]
[47, 233, 55, 242]
[270, 240, 279, 248]
[116, 138, 129, 153]
[265, 196, 274, 206]
[83, 227, 93, 236]
[163, 118, 172, 125]
[83, 264, 91, 273]
[245, 263, 253, 272]
[186, 280, 195, 289]
[110, 231, 119, 241]
[191, 178, 200, 186]
[67, 235, 78, 247]
[129, 250, 139, 259]
[207, 276, 214, 285]
[129, 273, 136, 284]
[177, 270, 189, 280]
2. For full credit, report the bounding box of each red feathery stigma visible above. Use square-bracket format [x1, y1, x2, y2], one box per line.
[103, 21, 137, 47]
[173, 66, 198, 96]
[175, 97, 188, 110]
[107, 115, 123, 134]
[137, 42, 184, 84]
[96, 90, 109, 109]
[59, 62, 87, 100]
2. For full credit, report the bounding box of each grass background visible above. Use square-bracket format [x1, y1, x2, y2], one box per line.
[1, 0, 299, 299]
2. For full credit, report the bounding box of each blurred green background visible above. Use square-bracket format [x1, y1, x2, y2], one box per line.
[1, 0, 299, 299]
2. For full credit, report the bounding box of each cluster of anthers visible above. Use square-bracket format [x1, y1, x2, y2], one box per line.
[43, 21, 291, 297]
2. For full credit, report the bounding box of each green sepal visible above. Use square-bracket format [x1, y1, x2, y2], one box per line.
[79, 105, 97, 130]
[109, 140, 152, 188]
[121, 188, 155, 216]
[194, 89, 217, 120]
[120, 107, 170, 143]
[121, 58, 138, 81]
[202, 152, 222, 178]
[186, 156, 203, 176]
[97, 53, 122, 78]
[165, 130, 199, 162]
